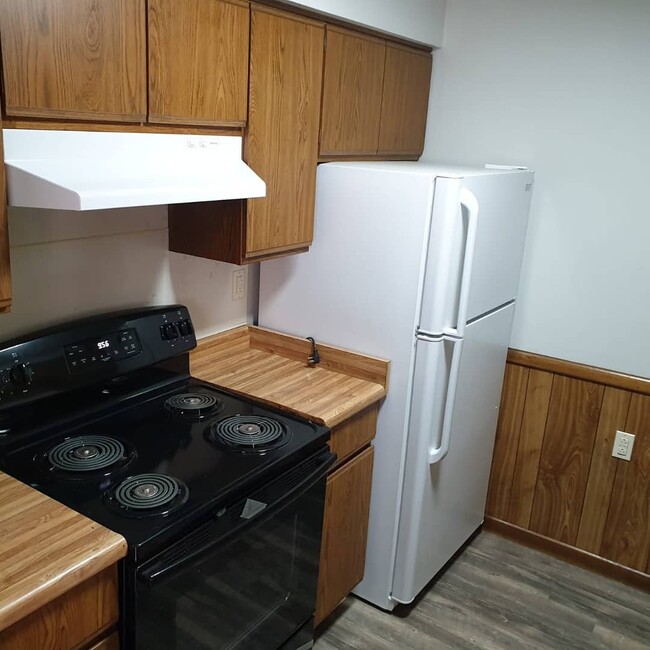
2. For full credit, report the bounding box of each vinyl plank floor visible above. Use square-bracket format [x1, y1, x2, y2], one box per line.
[315, 532, 650, 650]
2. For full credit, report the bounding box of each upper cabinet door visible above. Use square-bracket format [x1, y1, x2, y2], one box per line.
[246, 6, 324, 257]
[378, 44, 432, 157]
[319, 28, 386, 157]
[148, 0, 249, 126]
[0, 0, 146, 122]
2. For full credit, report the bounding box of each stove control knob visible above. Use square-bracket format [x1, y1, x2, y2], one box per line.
[178, 319, 193, 337]
[10, 363, 34, 387]
[161, 323, 179, 341]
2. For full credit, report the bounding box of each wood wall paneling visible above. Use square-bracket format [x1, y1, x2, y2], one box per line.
[0, 116, 11, 313]
[507, 370, 553, 528]
[319, 27, 386, 156]
[0, 0, 147, 122]
[528, 376, 603, 545]
[600, 394, 650, 572]
[377, 44, 432, 156]
[487, 353, 649, 584]
[246, 6, 324, 255]
[508, 348, 650, 397]
[486, 363, 529, 519]
[148, 0, 250, 126]
[575, 387, 631, 554]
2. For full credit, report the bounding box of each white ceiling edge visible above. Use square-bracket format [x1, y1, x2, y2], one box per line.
[283, 0, 446, 47]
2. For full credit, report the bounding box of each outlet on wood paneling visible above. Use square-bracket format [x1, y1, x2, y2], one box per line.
[600, 394, 650, 571]
[486, 351, 649, 580]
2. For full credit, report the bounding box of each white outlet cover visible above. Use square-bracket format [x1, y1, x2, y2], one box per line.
[612, 430, 635, 461]
[232, 269, 246, 301]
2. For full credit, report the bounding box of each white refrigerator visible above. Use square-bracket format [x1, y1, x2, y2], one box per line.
[258, 161, 534, 610]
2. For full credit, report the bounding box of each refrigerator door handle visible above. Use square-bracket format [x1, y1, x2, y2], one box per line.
[429, 335, 463, 464]
[443, 188, 479, 339]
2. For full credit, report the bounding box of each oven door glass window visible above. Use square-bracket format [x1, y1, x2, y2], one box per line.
[134, 458, 329, 650]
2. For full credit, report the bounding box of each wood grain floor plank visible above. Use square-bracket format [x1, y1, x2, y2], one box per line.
[507, 369, 554, 528]
[601, 394, 650, 571]
[485, 364, 529, 519]
[529, 376, 604, 544]
[316, 532, 650, 650]
[576, 387, 631, 554]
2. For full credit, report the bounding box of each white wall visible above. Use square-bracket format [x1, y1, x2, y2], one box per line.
[1, 206, 251, 341]
[286, 0, 446, 46]
[422, 0, 650, 378]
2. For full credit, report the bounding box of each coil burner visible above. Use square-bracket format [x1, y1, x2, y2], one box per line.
[208, 415, 290, 454]
[46, 435, 134, 476]
[164, 392, 222, 419]
[106, 473, 189, 518]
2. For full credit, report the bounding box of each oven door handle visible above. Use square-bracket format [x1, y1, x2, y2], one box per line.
[138, 450, 336, 587]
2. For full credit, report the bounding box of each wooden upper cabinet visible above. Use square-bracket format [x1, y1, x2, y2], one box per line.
[0, 118, 10, 314]
[246, 6, 324, 257]
[320, 28, 386, 157]
[148, 0, 249, 126]
[378, 44, 433, 157]
[0, 0, 146, 122]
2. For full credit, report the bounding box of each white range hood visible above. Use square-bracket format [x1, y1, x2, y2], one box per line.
[2, 129, 266, 211]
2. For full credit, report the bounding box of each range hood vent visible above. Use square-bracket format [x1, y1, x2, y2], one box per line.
[3, 129, 266, 211]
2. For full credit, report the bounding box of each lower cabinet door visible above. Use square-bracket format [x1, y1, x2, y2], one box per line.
[0, 566, 118, 650]
[315, 445, 375, 625]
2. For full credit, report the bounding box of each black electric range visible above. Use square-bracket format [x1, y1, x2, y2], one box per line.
[0, 306, 333, 650]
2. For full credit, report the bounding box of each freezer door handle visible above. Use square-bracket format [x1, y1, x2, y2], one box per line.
[443, 188, 479, 339]
[429, 336, 463, 464]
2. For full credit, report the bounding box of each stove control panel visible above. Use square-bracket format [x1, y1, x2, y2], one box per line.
[0, 304, 196, 409]
[64, 328, 142, 373]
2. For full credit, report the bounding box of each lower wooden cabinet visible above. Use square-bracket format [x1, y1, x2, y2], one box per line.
[0, 116, 12, 313]
[0, 566, 119, 650]
[315, 444, 375, 625]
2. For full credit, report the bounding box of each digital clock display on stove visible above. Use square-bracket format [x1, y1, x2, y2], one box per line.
[64, 329, 141, 373]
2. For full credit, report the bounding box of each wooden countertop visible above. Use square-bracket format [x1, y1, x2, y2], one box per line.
[0, 472, 126, 632]
[192, 326, 389, 428]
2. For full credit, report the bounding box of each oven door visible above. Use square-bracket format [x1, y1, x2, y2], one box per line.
[132, 449, 335, 650]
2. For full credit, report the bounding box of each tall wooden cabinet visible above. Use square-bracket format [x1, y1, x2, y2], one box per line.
[0, 118, 10, 313]
[169, 5, 324, 263]
[148, 0, 249, 126]
[246, 5, 324, 257]
[0, 0, 147, 122]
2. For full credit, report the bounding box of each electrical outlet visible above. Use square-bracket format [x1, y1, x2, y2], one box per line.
[612, 430, 635, 461]
[232, 269, 246, 301]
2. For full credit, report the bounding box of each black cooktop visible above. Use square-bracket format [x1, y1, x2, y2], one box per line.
[1, 378, 328, 557]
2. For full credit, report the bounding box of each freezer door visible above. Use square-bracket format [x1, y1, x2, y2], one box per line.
[418, 171, 533, 334]
[391, 302, 515, 605]
[463, 172, 533, 320]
